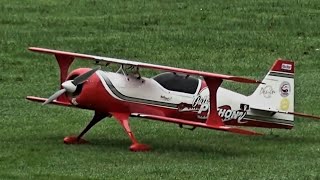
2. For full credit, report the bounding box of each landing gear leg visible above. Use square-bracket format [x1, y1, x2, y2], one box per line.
[113, 113, 150, 152]
[269, 129, 279, 137]
[64, 111, 108, 144]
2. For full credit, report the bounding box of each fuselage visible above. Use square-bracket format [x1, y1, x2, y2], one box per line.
[71, 69, 292, 129]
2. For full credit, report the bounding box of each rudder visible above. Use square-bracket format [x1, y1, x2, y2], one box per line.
[248, 59, 294, 121]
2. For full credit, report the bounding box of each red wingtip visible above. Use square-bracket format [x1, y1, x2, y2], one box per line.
[28, 47, 49, 52]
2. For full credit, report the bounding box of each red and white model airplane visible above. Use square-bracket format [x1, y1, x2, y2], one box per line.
[27, 47, 320, 151]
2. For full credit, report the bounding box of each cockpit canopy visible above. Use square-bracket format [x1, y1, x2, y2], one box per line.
[152, 72, 199, 94]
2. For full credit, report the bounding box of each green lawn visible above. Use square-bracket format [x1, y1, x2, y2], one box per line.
[1, 0, 320, 179]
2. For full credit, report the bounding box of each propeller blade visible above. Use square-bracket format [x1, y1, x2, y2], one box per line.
[43, 89, 67, 105]
[73, 66, 101, 85]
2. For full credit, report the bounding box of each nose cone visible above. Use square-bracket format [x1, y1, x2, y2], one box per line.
[61, 80, 77, 93]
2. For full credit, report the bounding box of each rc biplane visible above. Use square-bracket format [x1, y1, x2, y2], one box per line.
[26, 47, 320, 151]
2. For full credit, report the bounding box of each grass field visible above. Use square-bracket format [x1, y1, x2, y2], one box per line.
[1, 0, 320, 179]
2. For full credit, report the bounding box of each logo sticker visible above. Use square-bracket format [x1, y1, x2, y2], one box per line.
[260, 85, 275, 98]
[218, 105, 248, 123]
[279, 81, 291, 97]
[280, 98, 290, 111]
[160, 95, 172, 101]
[177, 88, 248, 123]
[178, 88, 210, 119]
[281, 63, 292, 71]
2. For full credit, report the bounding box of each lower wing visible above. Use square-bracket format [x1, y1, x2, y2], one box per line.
[26, 96, 72, 107]
[27, 96, 262, 135]
[131, 113, 262, 136]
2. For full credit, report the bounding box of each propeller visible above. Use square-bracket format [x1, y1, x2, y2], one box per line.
[43, 66, 101, 105]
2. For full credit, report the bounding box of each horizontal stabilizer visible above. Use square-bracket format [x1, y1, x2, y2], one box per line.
[286, 111, 320, 120]
[132, 113, 262, 136]
[251, 106, 320, 121]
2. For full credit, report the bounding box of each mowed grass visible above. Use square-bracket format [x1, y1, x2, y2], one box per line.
[1, 0, 320, 179]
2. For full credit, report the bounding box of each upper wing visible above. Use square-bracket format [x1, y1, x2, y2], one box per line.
[29, 47, 262, 84]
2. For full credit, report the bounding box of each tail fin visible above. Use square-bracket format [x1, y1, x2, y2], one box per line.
[248, 59, 294, 121]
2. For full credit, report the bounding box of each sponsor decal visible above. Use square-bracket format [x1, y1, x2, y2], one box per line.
[281, 63, 292, 71]
[218, 105, 248, 123]
[240, 104, 250, 111]
[260, 85, 275, 98]
[279, 81, 291, 97]
[160, 95, 172, 101]
[177, 88, 209, 119]
[280, 98, 289, 111]
[178, 103, 248, 123]
[182, 88, 210, 119]
[177, 88, 247, 123]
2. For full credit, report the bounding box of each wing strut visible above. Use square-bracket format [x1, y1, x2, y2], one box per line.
[55, 54, 74, 102]
[204, 77, 224, 126]
[55, 54, 74, 84]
